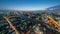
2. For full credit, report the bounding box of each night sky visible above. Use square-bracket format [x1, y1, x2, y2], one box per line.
[0, 0, 60, 10]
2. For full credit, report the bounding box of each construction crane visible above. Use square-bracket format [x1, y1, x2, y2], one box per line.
[45, 16, 60, 32]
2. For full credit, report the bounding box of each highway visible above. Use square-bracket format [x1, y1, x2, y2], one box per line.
[3, 15, 60, 34]
[45, 16, 60, 32]
[3, 16, 19, 34]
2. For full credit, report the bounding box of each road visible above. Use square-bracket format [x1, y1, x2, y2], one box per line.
[45, 16, 60, 32]
[3, 16, 20, 34]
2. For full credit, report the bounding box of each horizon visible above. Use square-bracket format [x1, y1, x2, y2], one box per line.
[0, 0, 60, 10]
